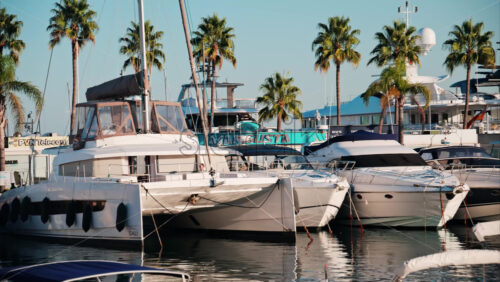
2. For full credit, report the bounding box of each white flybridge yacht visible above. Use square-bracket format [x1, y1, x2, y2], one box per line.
[0, 0, 297, 244]
[305, 131, 469, 228]
[0, 74, 297, 244]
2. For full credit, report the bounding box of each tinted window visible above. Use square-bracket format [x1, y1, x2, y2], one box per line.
[340, 154, 428, 167]
[424, 147, 492, 159]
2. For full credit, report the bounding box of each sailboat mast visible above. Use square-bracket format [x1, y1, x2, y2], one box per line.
[178, 0, 214, 171]
[138, 0, 150, 133]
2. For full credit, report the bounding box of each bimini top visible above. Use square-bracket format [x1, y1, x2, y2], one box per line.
[0, 260, 189, 282]
[86, 73, 142, 101]
[304, 130, 397, 155]
[227, 144, 302, 156]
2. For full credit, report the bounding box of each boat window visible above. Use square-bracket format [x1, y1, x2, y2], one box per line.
[98, 104, 135, 136]
[152, 104, 190, 134]
[80, 107, 96, 140]
[420, 152, 433, 161]
[339, 153, 428, 167]
[86, 115, 99, 139]
[72, 106, 91, 137]
[434, 147, 491, 159]
[157, 155, 196, 173]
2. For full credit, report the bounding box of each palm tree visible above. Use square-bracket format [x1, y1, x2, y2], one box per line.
[47, 0, 98, 134]
[312, 16, 361, 125]
[0, 56, 43, 176]
[443, 19, 495, 129]
[256, 72, 303, 132]
[363, 66, 402, 134]
[363, 62, 430, 142]
[119, 20, 165, 75]
[367, 21, 421, 67]
[368, 21, 423, 142]
[0, 8, 25, 64]
[191, 14, 237, 132]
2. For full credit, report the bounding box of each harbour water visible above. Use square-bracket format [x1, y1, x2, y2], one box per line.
[1, 225, 498, 281]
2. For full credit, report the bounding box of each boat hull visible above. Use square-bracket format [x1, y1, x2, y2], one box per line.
[336, 185, 468, 228]
[294, 184, 347, 228]
[0, 180, 144, 243]
[164, 178, 296, 234]
[452, 169, 500, 221]
[140, 175, 280, 215]
[453, 187, 500, 221]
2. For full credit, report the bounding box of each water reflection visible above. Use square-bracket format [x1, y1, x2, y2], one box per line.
[0, 226, 498, 281]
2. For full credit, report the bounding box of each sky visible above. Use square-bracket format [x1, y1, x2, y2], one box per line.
[1, 0, 499, 135]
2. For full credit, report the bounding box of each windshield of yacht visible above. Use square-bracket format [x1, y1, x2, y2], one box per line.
[98, 104, 135, 136]
[151, 102, 190, 134]
[419, 147, 492, 160]
[339, 153, 428, 167]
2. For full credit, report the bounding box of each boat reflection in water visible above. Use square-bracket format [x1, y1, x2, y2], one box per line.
[1, 227, 498, 281]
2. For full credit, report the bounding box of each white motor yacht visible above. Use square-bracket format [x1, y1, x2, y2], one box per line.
[0, 76, 297, 245]
[224, 144, 350, 229]
[305, 131, 469, 228]
[418, 145, 500, 221]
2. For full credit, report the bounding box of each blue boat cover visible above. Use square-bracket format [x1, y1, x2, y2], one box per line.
[304, 130, 398, 155]
[0, 260, 182, 282]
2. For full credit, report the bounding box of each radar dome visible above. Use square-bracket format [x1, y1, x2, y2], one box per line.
[416, 27, 436, 55]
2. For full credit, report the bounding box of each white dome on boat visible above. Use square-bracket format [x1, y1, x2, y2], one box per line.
[416, 27, 436, 55]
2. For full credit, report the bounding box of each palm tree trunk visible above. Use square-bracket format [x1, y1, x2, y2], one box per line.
[70, 40, 79, 135]
[395, 102, 399, 125]
[463, 64, 471, 129]
[398, 96, 405, 144]
[210, 63, 216, 133]
[277, 111, 282, 132]
[0, 104, 6, 191]
[378, 106, 387, 134]
[410, 95, 426, 133]
[201, 62, 209, 130]
[335, 63, 341, 125]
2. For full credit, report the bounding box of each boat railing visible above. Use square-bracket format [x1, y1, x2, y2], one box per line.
[446, 163, 499, 183]
[331, 164, 443, 187]
[325, 160, 356, 175]
[227, 159, 317, 174]
[369, 166, 442, 186]
[214, 98, 256, 109]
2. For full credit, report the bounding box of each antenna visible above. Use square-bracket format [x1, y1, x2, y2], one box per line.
[398, 0, 418, 28]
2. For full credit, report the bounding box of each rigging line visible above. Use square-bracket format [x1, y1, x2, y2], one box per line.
[80, 0, 107, 89]
[155, 0, 169, 101]
[141, 187, 175, 214]
[179, 0, 214, 173]
[143, 201, 190, 240]
[35, 48, 54, 134]
[184, 0, 195, 36]
[197, 184, 277, 209]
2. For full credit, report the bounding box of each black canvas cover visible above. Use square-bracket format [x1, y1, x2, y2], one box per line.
[86, 72, 143, 101]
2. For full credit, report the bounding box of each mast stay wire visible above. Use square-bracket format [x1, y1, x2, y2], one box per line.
[34, 48, 54, 134]
[80, 0, 107, 97]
